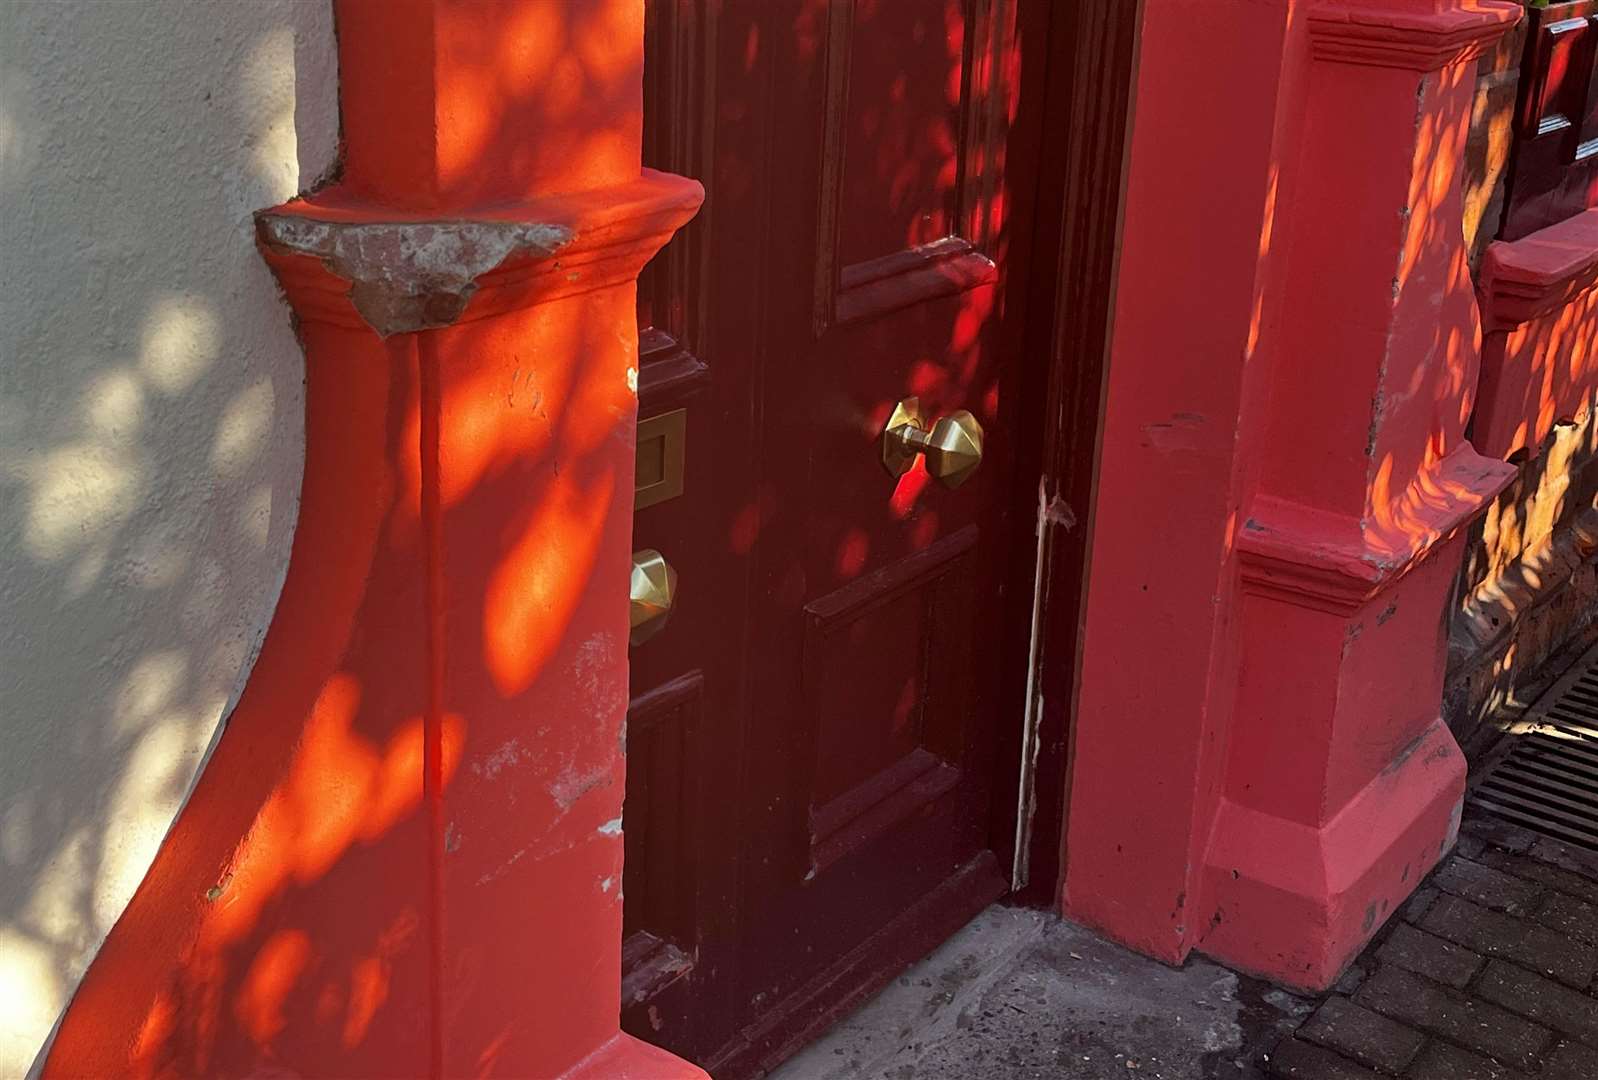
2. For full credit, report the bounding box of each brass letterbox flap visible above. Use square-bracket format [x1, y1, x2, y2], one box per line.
[635, 407, 687, 510]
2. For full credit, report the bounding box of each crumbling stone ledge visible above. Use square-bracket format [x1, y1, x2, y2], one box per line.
[257, 216, 574, 336]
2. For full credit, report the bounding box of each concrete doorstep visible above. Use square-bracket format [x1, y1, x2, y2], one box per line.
[768, 906, 1314, 1080]
[766, 815, 1598, 1079]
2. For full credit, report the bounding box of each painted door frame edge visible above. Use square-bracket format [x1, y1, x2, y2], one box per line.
[997, 0, 1146, 907]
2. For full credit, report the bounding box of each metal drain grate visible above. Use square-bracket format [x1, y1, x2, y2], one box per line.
[1470, 642, 1598, 851]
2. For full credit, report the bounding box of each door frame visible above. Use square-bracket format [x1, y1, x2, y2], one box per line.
[623, 0, 1145, 1069]
[991, 0, 1144, 907]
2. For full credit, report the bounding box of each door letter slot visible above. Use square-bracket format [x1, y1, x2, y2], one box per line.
[636, 408, 688, 510]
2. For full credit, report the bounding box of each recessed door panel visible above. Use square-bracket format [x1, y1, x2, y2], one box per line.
[815, 0, 1012, 329]
[804, 527, 977, 870]
[833, 0, 965, 265]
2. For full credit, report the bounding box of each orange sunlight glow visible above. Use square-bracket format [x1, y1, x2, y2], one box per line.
[201, 677, 464, 951]
[484, 473, 617, 694]
[234, 929, 312, 1046]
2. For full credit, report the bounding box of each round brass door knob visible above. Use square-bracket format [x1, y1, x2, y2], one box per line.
[629, 548, 677, 646]
[880, 396, 985, 489]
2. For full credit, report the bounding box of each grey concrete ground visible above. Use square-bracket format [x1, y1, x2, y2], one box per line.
[768, 906, 1314, 1080]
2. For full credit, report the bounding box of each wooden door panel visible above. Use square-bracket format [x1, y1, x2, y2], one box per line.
[621, 337, 719, 1048]
[728, 0, 1024, 1013]
[803, 526, 977, 872]
[815, 0, 1012, 330]
[622, 671, 705, 952]
[622, 0, 751, 1059]
[833, 1, 964, 264]
[619, 671, 705, 1043]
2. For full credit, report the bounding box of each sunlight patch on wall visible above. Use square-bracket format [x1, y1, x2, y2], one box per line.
[239, 28, 306, 200]
[95, 717, 219, 934]
[0, 930, 60, 1070]
[22, 442, 143, 565]
[211, 379, 276, 477]
[139, 298, 221, 396]
[0, 2, 339, 1076]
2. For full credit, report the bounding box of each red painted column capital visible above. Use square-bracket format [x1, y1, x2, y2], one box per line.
[45, 2, 705, 1077]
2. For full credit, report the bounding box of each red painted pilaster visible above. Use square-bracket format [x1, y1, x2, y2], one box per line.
[1202, 0, 1520, 989]
[44, 2, 705, 1077]
[1068, 0, 1519, 991]
[1065, 0, 1300, 965]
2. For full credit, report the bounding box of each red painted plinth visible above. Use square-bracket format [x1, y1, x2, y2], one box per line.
[1475, 208, 1598, 460]
[45, 3, 707, 1077]
[1066, 0, 1519, 991]
[1206, 522, 1486, 986]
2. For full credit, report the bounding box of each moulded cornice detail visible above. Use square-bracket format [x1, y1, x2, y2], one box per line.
[1478, 208, 1598, 331]
[1306, 2, 1523, 71]
[257, 169, 705, 337]
[1239, 446, 1516, 614]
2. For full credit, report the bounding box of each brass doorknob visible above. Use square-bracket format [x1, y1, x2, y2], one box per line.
[880, 397, 984, 489]
[629, 549, 677, 646]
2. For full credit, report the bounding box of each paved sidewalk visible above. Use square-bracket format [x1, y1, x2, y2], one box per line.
[1266, 814, 1598, 1080]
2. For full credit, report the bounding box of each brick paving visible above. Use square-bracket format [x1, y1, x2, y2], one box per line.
[1267, 815, 1598, 1079]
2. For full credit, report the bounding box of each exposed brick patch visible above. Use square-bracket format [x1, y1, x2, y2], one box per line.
[1265, 1037, 1382, 1079]
[1474, 960, 1598, 1046]
[1535, 890, 1598, 949]
[1432, 858, 1544, 916]
[1407, 1040, 1527, 1080]
[1546, 1038, 1598, 1080]
[1476, 847, 1598, 908]
[1298, 996, 1425, 1073]
[1354, 966, 1550, 1069]
[1420, 894, 1598, 988]
[1376, 923, 1484, 989]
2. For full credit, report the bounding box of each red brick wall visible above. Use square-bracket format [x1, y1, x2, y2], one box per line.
[1448, 18, 1598, 746]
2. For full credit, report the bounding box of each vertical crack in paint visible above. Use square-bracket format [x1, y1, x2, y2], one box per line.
[416, 332, 447, 1079]
[1012, 476, 1054, 890]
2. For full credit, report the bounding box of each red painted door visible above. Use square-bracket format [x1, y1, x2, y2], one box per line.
[624, 1, 1051, 1072]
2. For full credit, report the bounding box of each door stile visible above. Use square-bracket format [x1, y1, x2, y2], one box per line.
[991, 0, 1146, 906]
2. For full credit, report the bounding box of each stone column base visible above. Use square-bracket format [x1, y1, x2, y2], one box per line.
[1201, 719, 1463, 990]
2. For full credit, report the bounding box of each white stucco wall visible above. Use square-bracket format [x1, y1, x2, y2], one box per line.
[0, 3, 338, 1073]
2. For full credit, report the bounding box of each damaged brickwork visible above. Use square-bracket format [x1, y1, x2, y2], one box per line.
[1446, 413, 1598, 757]
[1445, 12, 1598, 756]
[255, 214, 574, 336]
